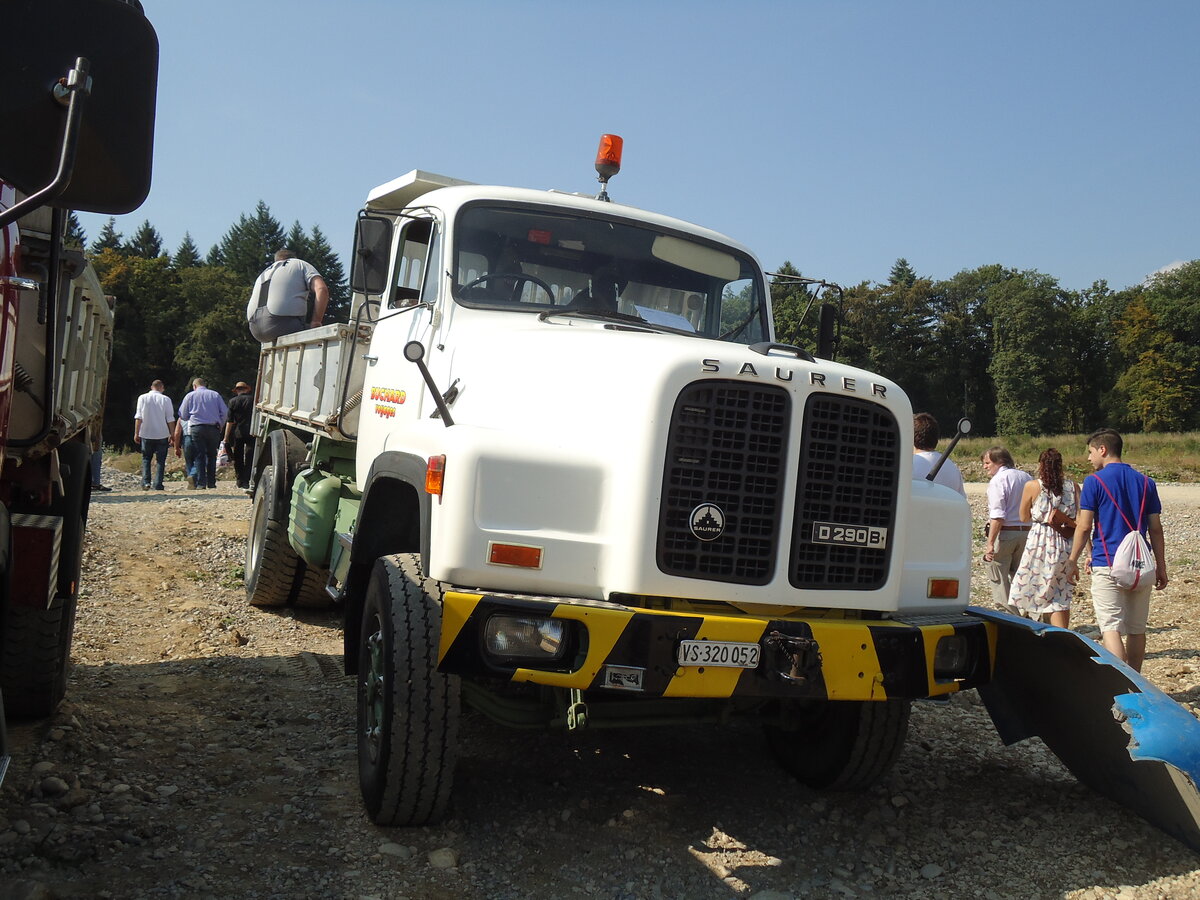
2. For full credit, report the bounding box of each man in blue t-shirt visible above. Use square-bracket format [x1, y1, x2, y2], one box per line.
[1066, 428, 1168, 672]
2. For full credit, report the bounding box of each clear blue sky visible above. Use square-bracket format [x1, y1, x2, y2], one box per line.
[80, 0, 1199, 293]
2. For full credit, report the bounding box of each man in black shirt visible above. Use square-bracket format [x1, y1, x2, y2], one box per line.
[223, 381, 255, 491]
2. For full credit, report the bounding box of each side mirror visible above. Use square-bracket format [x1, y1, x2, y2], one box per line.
[350, 213, 393, 296]
[816, 301, 838, 359]
[0, 0, 158, 214]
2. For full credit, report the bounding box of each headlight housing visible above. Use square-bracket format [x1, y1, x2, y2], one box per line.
[484, 614, 568, 662]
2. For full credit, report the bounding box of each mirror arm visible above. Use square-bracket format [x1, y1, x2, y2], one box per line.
[927, 416, 972, 482]
[0, 58, 91, 230]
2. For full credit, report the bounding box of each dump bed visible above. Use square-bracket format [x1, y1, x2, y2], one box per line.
[254, 322, 374, 440]
[7, 208, 114, 459]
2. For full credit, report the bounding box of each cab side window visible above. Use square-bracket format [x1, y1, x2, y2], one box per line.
[390, 218, 439, 309]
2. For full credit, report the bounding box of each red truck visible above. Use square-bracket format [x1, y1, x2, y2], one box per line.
[0, 0, 157, 782]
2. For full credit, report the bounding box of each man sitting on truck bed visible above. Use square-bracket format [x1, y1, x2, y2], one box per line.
[246, 249, 330, 342]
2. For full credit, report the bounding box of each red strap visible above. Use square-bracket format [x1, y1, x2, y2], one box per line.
[1090, 472, 1150, 566]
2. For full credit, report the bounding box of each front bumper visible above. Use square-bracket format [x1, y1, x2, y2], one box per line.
[438, 593, 995, 701]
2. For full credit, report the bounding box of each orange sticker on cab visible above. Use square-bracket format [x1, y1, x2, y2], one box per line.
[371, 386, 406, 418]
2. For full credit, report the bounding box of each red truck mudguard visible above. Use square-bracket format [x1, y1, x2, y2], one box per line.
[971, 606, 1200, 852]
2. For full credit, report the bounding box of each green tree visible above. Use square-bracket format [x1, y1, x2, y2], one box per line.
[838, 276, 938, 411]
[888, 258, 917, 287]
[927, 264, 1009, 435]
[1111, 261, 1200, 431]
[769, 261, 821, 351]
[306, 224, 349, 319]
[65, 212, 86, 249]
[173, 233, 202, 268]
[90, 218, 123, 254]
[216, 201, 286, 284]
[1070, 280, 1130, 432]
[126, 220, 165, 259]
[92, 250, 184, 445]
[284, 221, 312, 260]
[987, 270, 1075, 435]
[174, 265, 260, 391]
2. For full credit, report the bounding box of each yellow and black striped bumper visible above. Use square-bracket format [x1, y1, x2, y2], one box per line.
[439, 593, 996, 702]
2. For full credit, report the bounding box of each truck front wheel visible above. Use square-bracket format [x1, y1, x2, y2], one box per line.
[357, 553, 459, 826]
[765, 698, 911, 791]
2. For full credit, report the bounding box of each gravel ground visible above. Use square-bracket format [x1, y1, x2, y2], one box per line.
[0, 469, 1197, 899]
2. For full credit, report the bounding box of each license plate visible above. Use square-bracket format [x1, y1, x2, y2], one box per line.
[812, 521, 888, 549]
[676, 640, 760, 668]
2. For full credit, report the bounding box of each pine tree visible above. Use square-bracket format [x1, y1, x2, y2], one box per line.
[217, 201, 286, 283]
[889, 258, 918, 287]
[285, 221, 312, 261]
[127, 220, 165, 259]
[205, 244, 223, 267]
[90, 218, 124, 254]
[303, 224, 349, 318]
[65, 212, 87, 249]
[173, 233, 202, 268]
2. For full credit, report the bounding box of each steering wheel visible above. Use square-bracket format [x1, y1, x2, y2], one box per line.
[460, 272, 556, 304]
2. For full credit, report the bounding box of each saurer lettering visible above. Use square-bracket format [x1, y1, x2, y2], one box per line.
[700, 359, 887, 398]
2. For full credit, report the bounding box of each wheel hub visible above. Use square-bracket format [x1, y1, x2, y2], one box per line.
[363, 627, 385, 762]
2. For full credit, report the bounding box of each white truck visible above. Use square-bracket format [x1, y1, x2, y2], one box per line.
[246, 140, 997, 827]
[248, 140, 1200, 850]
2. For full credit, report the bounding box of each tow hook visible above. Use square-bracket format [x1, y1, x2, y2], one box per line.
[566, 688, 588, 731]
[763, 631, 822, 686]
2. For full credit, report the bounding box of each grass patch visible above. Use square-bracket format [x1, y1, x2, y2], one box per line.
[953, 431, 1200, 482]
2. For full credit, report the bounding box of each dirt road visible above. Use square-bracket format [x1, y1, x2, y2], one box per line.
[1, 473, 1197, 899]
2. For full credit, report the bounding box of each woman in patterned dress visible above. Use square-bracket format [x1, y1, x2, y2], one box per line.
[1008, 448, 1079, 627]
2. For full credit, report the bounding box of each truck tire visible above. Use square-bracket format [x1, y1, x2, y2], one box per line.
[357, 553, 459, 826]
[1, 443, 89, 719]
[244, 464, 335, 609]
[292, 565, 332, 609]
[245, 464, 302, 607]
[765, 698, 911, 791]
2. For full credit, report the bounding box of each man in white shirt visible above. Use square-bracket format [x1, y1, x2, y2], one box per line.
[134, 379, 176, 491]
[981, 446, 1032, 608]
[911, 412, 965, 496]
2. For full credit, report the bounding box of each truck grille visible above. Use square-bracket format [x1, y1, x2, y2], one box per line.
[789, 394, 900, 589]
[656, 381, 790, 584]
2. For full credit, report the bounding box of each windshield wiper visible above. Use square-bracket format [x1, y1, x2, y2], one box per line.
[719, 300, 763, 342]
[538, 308, 652, 328]
[537, 308, 708, 339]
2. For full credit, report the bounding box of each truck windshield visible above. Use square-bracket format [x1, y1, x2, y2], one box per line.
[451, 204, 767, 343]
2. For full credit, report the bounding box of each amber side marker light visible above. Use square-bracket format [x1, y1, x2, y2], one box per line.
[927, 578, 959, 599]
[425, 455, 446, 496]
[488, 542, 544, 569]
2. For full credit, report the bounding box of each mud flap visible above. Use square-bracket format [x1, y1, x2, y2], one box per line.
[969, 606, 1200, 851]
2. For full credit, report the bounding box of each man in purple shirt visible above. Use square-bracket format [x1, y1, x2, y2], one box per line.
[177, 376, 228, 490]
[1067, 428, 1168, 672]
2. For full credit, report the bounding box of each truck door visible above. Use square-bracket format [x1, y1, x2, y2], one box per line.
[356, 215, 445, 463]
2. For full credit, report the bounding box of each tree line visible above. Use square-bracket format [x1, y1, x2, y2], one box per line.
[75, 202, 1198, 447]
[772, 257, 1200, 437]
[70, 203, 349, 447]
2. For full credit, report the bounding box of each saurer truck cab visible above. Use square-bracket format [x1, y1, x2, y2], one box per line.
[247, 139, 996, 826]
[249, 140, 1200, 848]
[0, 0, 157, 782]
